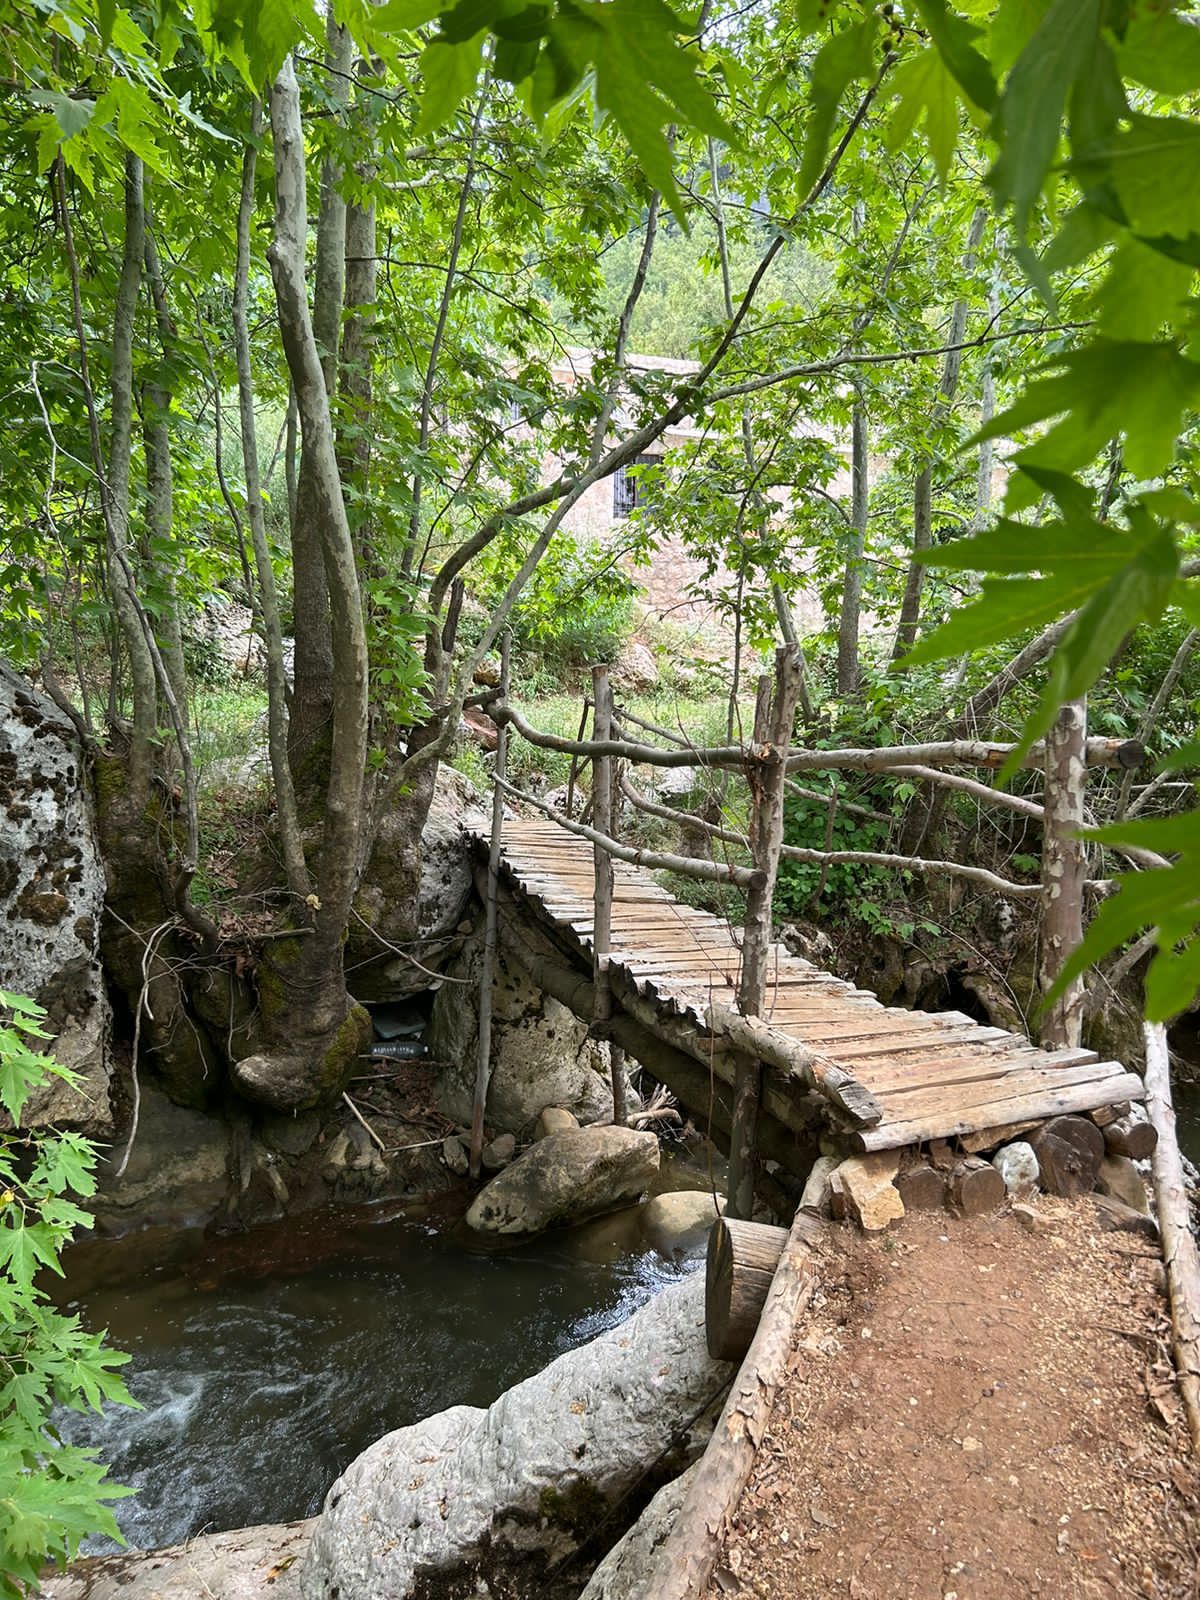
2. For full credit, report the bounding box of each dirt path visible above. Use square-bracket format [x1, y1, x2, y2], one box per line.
[705, 1206, 1199, 1599]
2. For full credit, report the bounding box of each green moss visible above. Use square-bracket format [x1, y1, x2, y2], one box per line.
[320, 1000, 371, 1094]
[537, 1477, 607, 1536]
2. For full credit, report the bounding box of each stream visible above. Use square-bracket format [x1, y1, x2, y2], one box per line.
[55, 1196, 696, 1554]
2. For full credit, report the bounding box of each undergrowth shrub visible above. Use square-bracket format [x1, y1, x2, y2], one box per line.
[0, 993, 135, 1596]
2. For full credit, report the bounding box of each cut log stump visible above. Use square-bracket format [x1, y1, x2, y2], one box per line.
[1102, 1114, 1158, 1162]
[896, 1163, 947, 1211]
[1029, 1114, 1104, 1197]
[950, 1155, 1005, 1215]
[705, 1214, 824, 1361]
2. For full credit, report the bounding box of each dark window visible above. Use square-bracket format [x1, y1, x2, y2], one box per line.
[612, 453, 662, 518]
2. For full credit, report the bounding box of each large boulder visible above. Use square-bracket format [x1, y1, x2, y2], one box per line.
[465, 1126, 659, 1236]
[301, 1273, 726, 1600]
[431, 934, 612, 1133]
[0, 666, 111, 1134]
[640, 1190, 724, 1261]
[41, 1518, 312, 1600]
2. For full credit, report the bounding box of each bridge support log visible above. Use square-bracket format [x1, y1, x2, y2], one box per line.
[705, 1216, 825, 1361]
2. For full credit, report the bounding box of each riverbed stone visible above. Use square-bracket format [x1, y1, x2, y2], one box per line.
[992, 1140, 1040, 1200]
[301, 1272, 725, 1600]
[466, 1125, 659, 1235]
[640, 1190, 724, 1261]
[431, 934, 612, 1134]
[481, 1131, 517, 1170]
[43, 1517, 314, 1600]
[442, 1134, 470, 1174]
[578, 1461, 699, 1599]
[535, 1106, 580, 1140]
[0, 665, 111, 1135]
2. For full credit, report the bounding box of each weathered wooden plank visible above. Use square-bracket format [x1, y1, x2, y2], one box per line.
[870, 1058, 1131, 1123]
[855, 1070, 1145, 1151]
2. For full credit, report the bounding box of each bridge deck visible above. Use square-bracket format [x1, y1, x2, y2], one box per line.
[487, 820, 1144, 1151]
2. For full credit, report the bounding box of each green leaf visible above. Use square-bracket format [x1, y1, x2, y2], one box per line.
[414, 34, 486, 135]
[978, 341, 1200, 483]
[914, 0, 996, 112]
[987, 0, 1048, 75]
[1118, 8, 1200, 95]
[27, 90, 96, 144]
[797, 17, 877, 200]
[987, 0, 1100, 233]
[886, 47, 964, 180]
[1103, 114, 1200, 243]
[1092, 238, 1195, 341]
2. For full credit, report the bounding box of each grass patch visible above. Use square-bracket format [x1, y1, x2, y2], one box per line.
[191, 685, 269, 786]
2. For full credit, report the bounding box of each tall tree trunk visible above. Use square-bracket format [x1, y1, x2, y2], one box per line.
[1040, 698, 1088, 1049]
[247, 55, 371, 1112]
[109, 154, 156, 792]
[288, 17, 352, 775]
[142, 216, 188, 724]
[234, 102, 311, 902]
[837, 392, 868, 695]
[892, 206, 988, 662]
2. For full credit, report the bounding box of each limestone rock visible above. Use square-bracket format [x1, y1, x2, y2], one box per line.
[836, 1152, 904, 1232]
[442, 1135, 469, 1175]
[0, 666, 111, 1134]
[992, 1140, 1040, 1200]
[577, 1463, 699, 1599]
[640, 1190, 724, 1261]
[481, 1132, 517, 1170]
[301, 1274, 723, 1600]
[465, 1126, 659, 1236]
[1097, 1153, 1150, 1215]
[1011, 1201, 1053, 1236]
[41, 1517, 313, 1600]
[613, 640, 658, 689]
[535, 1106, 580, 1140]
[431, 935, 612, 1134]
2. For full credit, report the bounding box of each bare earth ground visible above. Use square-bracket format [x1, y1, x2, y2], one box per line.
[706, 1206, 1200, 1600]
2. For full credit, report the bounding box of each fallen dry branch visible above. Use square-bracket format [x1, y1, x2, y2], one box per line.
[629, 1207, 822, 1600]
[1144, 1020, 1200, 1449]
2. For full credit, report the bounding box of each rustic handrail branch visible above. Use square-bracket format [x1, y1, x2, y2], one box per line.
[484, 698, 1145, 774]
[493, 776, 767, 890]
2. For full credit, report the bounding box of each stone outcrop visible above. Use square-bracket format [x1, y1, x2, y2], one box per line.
[41, 1518, 313, 1600]
[341, 764, 489, 1004]
[431, 934, 612, 1133]
[93, 1081, 231, 1230]
[465, 1126, 659, 1236]
[0, 666, 111, 1134]
[993, 1140, 1040, 1200]
[302, 1272, 725, 1600]
[577, 1463, 699, 1600]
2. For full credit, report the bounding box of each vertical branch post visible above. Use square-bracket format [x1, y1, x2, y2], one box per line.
[728, 646, 804, 1217]
[591, 665, 626, 1124]
[470, 630, 511, 1178]
[1145, 1021, 1200, 1448]
[1040, 697, 1088, 1049]
[564, 696, 592, 821]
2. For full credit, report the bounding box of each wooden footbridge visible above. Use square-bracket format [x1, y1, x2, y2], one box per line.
[474, 818, 1144, 1159]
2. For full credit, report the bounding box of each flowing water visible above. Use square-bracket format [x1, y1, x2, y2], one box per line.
[55, 1197, 697, 1553]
